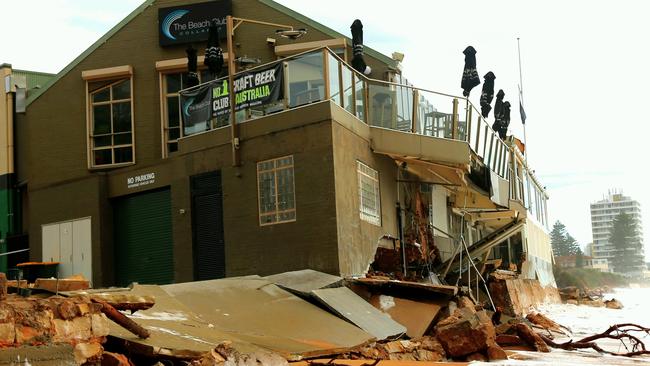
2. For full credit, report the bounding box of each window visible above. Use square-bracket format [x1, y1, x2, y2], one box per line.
[160, 69, 226, 157]
[357, 161, 381, 225]
[257, 156, 296, 225]
[89, 79, 134, 167]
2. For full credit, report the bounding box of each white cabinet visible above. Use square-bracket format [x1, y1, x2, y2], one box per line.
[41, 217, 92, 281]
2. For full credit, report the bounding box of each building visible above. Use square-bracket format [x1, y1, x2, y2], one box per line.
[9, 0, 553, 288]
[590, 191, 646, 276]
[1, 64, 54, 270]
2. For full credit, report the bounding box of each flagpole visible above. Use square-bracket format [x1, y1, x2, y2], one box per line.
[517, 37, 528, 167]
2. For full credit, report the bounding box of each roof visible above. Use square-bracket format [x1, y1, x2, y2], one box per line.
[25, 0, 156, 106]
[26, 0, 397, 108]
[259, 0, 397, 68]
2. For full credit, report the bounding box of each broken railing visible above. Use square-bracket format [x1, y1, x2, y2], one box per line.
[178, 47, 510, 179]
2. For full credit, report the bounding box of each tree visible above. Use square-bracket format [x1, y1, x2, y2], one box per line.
[550, 221, 582, 257]
[550, 221, 569, 257]
[609, 212, 645, 275]
[575, 248, 584, 268]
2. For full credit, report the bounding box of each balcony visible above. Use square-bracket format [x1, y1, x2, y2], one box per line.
[178, 47, 546, 217]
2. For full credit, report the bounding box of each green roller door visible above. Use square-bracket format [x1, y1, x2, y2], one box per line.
[114, 188, 173, 286]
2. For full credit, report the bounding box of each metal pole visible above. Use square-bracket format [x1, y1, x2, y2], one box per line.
[227, 15, 240, 166]
[517, 37, 528, 166]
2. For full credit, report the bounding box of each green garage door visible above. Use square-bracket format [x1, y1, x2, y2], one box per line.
[114, 188, 173, 286]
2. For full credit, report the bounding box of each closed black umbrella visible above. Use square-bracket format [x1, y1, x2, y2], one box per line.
[204, 21, 224, 79]
[186, 45, 200, 88]
[492, 89, 505, 133]
[499, 101, 511, 139]
[480, 72, 495, 118]
[351, 19, 371, 75]
[461, 46, 480, 97]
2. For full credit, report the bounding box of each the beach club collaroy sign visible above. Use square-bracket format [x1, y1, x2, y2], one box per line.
[158, 0, 231, 46]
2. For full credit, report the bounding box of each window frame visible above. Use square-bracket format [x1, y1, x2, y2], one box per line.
[83, 65, 135, 169]
[257, 155, 297, 226]
[357, 160, 381, 226]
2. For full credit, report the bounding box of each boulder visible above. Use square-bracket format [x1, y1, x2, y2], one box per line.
[604, 298, 623, 309]
[486, 343, 508, 361]
[435, 309, 495, 358]
[515, 323, 550, 352]
[495, 334, 524, 346]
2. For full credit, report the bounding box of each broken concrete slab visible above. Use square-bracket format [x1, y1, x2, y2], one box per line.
[264, 269, 342, 296]
[352, 278, 457, 297]
[310, 287, 406, 340]
[367, 294, 443, 338]
[160, 278, 374, 360]
[0, 344, 77, 365]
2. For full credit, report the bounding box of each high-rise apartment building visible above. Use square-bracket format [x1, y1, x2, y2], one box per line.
[590, 191, 645, 275]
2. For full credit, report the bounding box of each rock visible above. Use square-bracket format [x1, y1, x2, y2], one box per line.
[102, 351, 135, 366]
[604, 298, 623, 309]
[515, 323, 550, 352]
[466, 352, 487, 362]
[414, 349, 444, 362]
[74, 342, 103, 365]
[496, 322, 515, 335]
[559, 286, 580, 300]
[435, 310, 494, 358]
[496, 334, 523, 346]
[457, 296, 476, 313]
[526, 312, 564, 333]
[578, 299, 605, 307]
[487, 343, 508, 361]
[566, 299, 578, 305]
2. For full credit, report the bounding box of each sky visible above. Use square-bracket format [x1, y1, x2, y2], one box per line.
[3, 0, 650, 258]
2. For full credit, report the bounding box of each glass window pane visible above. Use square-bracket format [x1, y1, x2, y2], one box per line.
[279, 211, 295, 222]
[328, 54, 341, 107]
[166, 73, 181, 94]
[287, 51, 324, 108]
[168, 142, 178, 153]
[114, 147, 133, 164]
[169, 127, 180, 140]
[93, 88, 110, 103]
[114, 133, 132, 145]
[167, 96, 180, 127]
[94, 149, 112, 166]
[93, 105, 111, 134]
[112, 102, 131, 132]
[277, 168, 295, 211]
[93, 136, 111, 148]
[112, 80, 130, 100]
[355, 76, 366, 122]
[342, 66, 354, 115]
[259, 171, 276, 214]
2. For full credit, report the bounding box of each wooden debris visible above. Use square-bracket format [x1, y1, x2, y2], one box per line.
[92, 299, 150, 339]
[540, 323, 650, 357]
[0, 273, 6, 301]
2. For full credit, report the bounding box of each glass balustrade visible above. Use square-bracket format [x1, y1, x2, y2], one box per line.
[179, 47, 512, 179]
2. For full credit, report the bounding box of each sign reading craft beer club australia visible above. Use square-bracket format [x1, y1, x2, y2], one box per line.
[158, 0, 232, 46]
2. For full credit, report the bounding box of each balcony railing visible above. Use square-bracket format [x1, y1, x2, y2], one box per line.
[179, 47, 510, 178]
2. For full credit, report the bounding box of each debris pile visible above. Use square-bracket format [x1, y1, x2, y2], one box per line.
[0, 267, 645, 365]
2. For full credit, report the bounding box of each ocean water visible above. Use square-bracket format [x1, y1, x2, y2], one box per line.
[475, 287, 650, 365]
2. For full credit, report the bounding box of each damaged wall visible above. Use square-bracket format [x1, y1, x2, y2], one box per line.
[331, 110, 398, 277]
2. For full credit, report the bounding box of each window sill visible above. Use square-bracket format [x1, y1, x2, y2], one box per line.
[88, 161, 136, 171]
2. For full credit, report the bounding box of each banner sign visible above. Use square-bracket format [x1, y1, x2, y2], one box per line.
[181, 63, 284, 133]
[158, 0, 231, 47]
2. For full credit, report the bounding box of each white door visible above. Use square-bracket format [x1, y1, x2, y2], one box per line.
[41, 217, 93, 281]
[72, 218, 92, 281]
[59, 222, 73, 278]
[42, 224, 61, 262]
